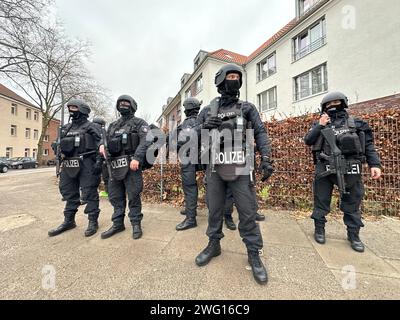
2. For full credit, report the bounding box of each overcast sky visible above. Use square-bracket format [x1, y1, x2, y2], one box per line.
[54, 0, 295, 122]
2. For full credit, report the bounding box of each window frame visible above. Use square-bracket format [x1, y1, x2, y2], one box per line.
[293, 63, 328, 101]
[292, 17, 326, 62]
[256, 52, 277, 82]
[11, 103, 18, 116]
[11, 125, 17, 137]
[6, 147, 13, 158]
[258, 86, 278, 113]
[26, 108, 32, 120]
[25, 128, 31, 139]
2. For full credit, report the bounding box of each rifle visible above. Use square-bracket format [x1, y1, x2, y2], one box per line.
[209, 98, 220, 173]
[99, 122, 113, 182]
[55, 124, 63, 177]
[246, 121, 255, 185]
[318, 128, 349, 196]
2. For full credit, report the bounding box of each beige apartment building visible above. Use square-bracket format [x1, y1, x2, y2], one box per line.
[0, 83, 42, 159]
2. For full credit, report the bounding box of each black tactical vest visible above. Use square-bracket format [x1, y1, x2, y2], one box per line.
[214, 102, 249, 181]
[60, 122, 96, 157]
[107, 119, 140, 157]
[312, 117, 366, 163]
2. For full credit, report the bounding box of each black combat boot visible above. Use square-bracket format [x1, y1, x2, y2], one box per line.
[176, 217, 197, 231]
[314, 222, 326, 245]
[48, 217, 76, 237]
[256, 213, 266, 222]
[84, 218, 99, 237]
[101, 223, 125, 239]
[132, 222, 143, 240]
[348, 229, 365, 253]
[248, 250, 269, 285]
[224, 216, 237, 231]
[195, 240, 222, 267]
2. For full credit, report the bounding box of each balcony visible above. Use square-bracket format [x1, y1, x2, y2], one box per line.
[293, 35, 326, 61]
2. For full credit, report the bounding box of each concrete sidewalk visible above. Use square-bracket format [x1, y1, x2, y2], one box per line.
[0, 170, 399, 300]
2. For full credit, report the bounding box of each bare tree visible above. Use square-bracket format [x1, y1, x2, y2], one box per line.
[0, 19, 106, 163]
[0, 0, 50, 21]
[138, 111, 154, 124]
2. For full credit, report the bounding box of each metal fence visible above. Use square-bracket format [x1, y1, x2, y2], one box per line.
[142, 108, 400, 217]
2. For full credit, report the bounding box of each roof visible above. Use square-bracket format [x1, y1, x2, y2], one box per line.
[246, 0, 331, 63]
[209, 49, 248, 65]
[0, 83, 38, 109]
[247, 19, 297, 63]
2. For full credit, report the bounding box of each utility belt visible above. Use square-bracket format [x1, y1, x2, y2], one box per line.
[62, 151, 97, 178]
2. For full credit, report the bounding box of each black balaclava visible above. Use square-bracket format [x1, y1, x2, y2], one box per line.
[218, 73, 241, 107]
[326, 101, 347, 118]
[185, 108, 200, 118]
[118, 101, 134, 118]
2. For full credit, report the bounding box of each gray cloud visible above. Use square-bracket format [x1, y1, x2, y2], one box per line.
[55, 0, 295, 122]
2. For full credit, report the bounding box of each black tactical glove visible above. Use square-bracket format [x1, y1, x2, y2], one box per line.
[203, 116, 222, 130]
[92, 159, 103, 175]
[260, 157, 274, 182]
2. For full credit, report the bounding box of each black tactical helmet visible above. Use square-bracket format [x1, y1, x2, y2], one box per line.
[92, 117, 106, 127]
[321, 91, 349, 112]
[67, 99, 91, 115]
[183, 97, 202, 111]
[215, 63, 243, 88]
[116, 95, 138, 113]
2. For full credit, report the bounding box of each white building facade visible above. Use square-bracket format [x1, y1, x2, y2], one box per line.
[157, 0, 400, 123]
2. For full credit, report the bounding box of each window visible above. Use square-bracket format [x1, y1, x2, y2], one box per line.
[11, 103, 18, 116]
[298, 0, 319, 16]
[258, 87, 277, 113]
[257, 52, 277, 82]
[43, 149, 49, 156]
[33, 149, 37, 159]
[293, 18, 326, 61]
[6, 147, 13, 158]
[44, 135, 49, 142]
[25, 128, 31, 139]
[34, 130, 39, 140]
[34, 111, 39, 121]
[185, 88, 192, 99]
[11, 125, 17, 137]
[25, 148, 30, 157]
[26, 108, 32, 120]
[294, 63, 328, 101]
[195, 74, 203, 94]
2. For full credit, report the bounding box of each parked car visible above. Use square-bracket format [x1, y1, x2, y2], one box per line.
[0, 157, 11, 165]
[10, 157, 39, 169]
[0, 161, 9, 173]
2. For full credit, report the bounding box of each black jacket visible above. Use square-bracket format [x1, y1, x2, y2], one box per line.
[106, 115, 151, 164]
[304, 111, 381, 168]
[197, 100, 271, 158]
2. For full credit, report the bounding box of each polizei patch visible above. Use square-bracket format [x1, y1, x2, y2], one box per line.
[111, 157, 129, 169]
[215, 151, 246, 165]
[64, 159, 80, 168]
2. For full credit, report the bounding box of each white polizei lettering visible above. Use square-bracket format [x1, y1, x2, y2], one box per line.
[111, 158, 128, 169]
[65, 160, 80, 168]
[217, 151, 245, 164]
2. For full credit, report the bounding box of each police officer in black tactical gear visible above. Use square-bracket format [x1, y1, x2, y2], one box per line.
[100, 95, 152, 240]
[48, 99, 102, 238]
[305, 92, 382, 253]
[175, 97, 202, 231]
[195, 64, 274, 285]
